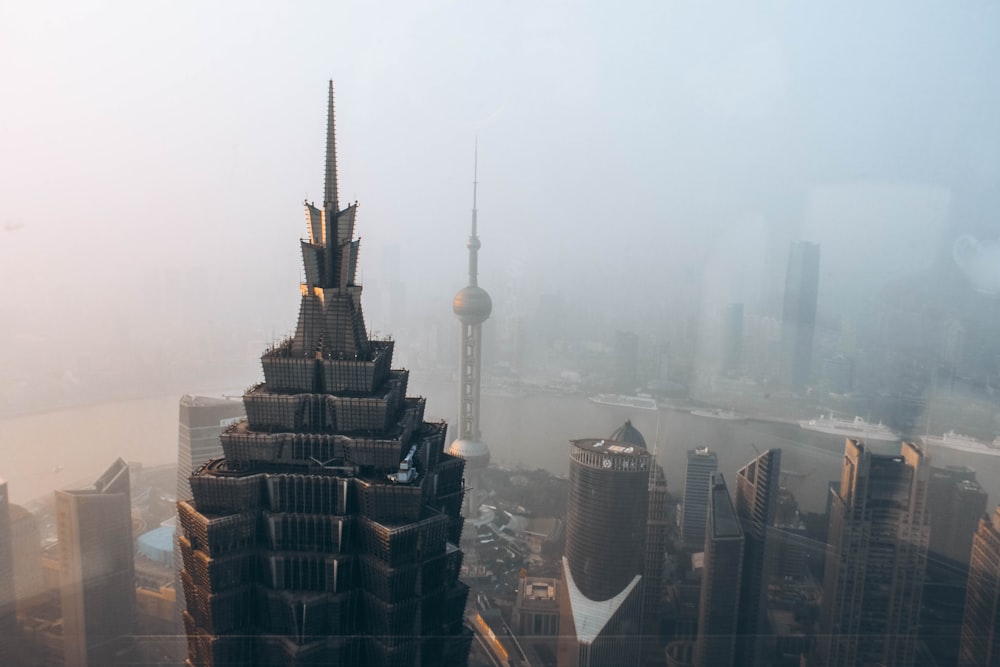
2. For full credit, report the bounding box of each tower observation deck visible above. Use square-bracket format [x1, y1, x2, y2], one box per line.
[176, 83, 471, 667]
[447, 145, 492, 487]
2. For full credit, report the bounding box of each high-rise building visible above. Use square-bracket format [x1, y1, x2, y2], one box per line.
[56, 458, 136, 666]
[694, 472, 744, 667]
[958, 506, 1000, 666]
[173, 394, 246, 625]
[682, 447, 718, 547]
[927, 465, 987, 568]
[734, 448, 781, 666]
[644, 459, 669, 660]
[723, 303, 744, 375]
[813, 440, 929, 667]
[176, 394, 246, 510]
[608, 419, 670, 662]
[780, 241, 820, 388]
[177, 83, 470, 667]
[614, 330, 639, 393]
[0, 480, 17, 663]
[820, 355, 854, 394]
[559, 427, 652, 667]
[446, 146, 492, 517]
[9, 501, 42, 615]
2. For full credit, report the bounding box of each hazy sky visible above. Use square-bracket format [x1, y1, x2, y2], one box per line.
[3, 2, 1000, 374]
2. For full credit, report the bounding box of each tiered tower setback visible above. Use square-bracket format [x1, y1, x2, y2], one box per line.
[178, 83, 471, 667]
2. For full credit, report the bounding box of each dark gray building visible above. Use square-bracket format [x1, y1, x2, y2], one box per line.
[780, 241, 820, 388]
[694, 473, 744, 667]
[734, 448, 781, 666]
[178, 83, 470, 667]
[958, 506, 1000, 666]
[723, 303, 744, 375]
[614, 330, 639, 393]
[814, 440, 929, 667]
[0, 480, 17, 664]
[56, 458, 135, 667]
[559, 430, 651, 667]
[928, 465, 987, 568]
[682, 447, 719, 547]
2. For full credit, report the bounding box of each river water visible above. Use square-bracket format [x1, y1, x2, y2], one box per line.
[2, 379, 997, 511]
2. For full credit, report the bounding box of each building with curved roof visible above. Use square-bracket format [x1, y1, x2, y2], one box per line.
[559, 425, 652, 667]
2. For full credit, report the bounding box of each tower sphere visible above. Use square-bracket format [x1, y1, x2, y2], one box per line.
[452, 285, 492, 324]
[446, 438, 491, 471]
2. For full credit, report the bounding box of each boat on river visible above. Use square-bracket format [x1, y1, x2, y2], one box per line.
[689, 407, 745, 421]
[798, 414, 898, 442]
[588, 393, 658, 411]
[920, 430, 1000, 457]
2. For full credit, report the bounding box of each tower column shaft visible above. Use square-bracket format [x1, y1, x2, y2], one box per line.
[459, 322, 483, 441]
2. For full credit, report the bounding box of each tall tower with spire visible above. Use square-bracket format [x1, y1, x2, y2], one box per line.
[177, 83, 471, 667]
[447, 144, 492, 514]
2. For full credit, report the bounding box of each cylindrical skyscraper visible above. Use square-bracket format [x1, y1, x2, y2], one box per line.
[447, 145, 492, 514]
[558, 423, 651, 667]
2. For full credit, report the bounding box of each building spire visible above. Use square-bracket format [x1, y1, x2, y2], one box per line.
[323, 80, 338, 210]
[467, 138, 481, 287]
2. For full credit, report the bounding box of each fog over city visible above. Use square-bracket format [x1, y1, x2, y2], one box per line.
[3, 2, 1000, 500]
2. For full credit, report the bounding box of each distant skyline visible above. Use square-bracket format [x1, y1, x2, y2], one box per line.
[4, 2, 1000, 505]
[3, 3, 1000, 366]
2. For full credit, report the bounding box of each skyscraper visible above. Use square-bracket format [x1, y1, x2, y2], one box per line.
[174, 394, 246, 624]
[559, 426, 652, 667]
[614, 331, 639, 393]
[8, 501, 42, 617]
[643, 455, 669, 662]
[814, 440, 929, 667]
[608, 419, 670, 662]
[178, 83, 470, 667]
[682, 447, 718, 547]
[0, 480, 17, 664]
[723, 303, 744, 375]
[780, 241, 820, 388]
[927, 465, 987, 568]
[56, 458, 136, 666]
[446, 145, 492, 516]
[176, 394, 246, 511]
[694, 472, 744, 667]
[734, 448, 781, 666]
[958, 506, 1000, 666]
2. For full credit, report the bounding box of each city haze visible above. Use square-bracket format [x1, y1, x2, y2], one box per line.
[3, 2, 1000, 501]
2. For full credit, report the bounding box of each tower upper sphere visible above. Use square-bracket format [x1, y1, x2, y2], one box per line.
[453, 285, 492, 324]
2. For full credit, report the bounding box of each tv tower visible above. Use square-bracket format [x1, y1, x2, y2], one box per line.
[447, 143, 492, 515]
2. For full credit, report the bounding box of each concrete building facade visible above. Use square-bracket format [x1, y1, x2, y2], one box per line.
[814, 440, 929, 667]
[681, 448, 718, 547]
[693, 472, 744, 667]
[780, 241, 820, 388]
[56, 458, 136, 667]
[734, 448, 781, 666]
[0, 480, 17, 663]
[958, 506, 1000, 666]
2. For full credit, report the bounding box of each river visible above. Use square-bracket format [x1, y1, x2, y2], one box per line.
[1, 379, 997, 511]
